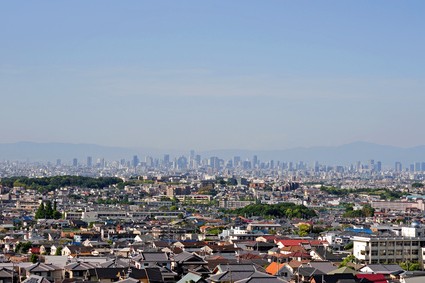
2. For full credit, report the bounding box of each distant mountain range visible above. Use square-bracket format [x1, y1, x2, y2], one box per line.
[0, 141, 425, 166]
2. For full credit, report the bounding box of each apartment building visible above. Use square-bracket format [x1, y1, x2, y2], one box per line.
[353, 224, 425, 266]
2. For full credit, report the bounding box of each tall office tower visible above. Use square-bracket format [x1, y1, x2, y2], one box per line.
[415, 162, 421, 172]
[132, 155, 139, 168]
[422, 162, 425, 172]
[163, 154, 170, 166]
[253, 155, 258, 168]
[195, 154, 201, 166]
[233, 156, 241, 167]
[87, 156, 92, 167]
[145, 156, 153, 167]
[369, 159, 375, 171]
[410, 164, 415, 172]
[120, 159, 126, 166]
[270, 160, 275, 169]
[190, 150, 195, 160]
[177, 156, 188, 169]
[226, 159, 233, 168]
[209, 156, 220, 169]
[314, 161, 320, 172]
[376, 161, 382, 172]
[395, 162, 402, 172]
[289, 162, 294, 171]
[99, 158, 105, 168]
[73, 158, 78, 167]
[56, 159, 61, 166]
[356, 161, 362, 172]
[242, 160, 252, 170]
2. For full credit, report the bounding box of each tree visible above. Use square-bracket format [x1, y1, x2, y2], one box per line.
[55, 247, 62, 256]
[45, 201, 54, 218]
[298, 224, 311, 237]
[30, 254, 38, 263]
[339, 255, 356, 267]
[400, 261, 421, 271]
[344, 242, 354, 250]
[35, 202, 45, 219]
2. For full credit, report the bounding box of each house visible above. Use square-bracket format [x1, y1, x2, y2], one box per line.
[88, 267, 146, 283]
[200, 244, 240, 257]
[265, 262, 285, 276]
[208, 264, 282, 283]
[172, 241, 207, 252]
[0, 267, 15, 283]
[61, 245, 94, 257]
[132, 252, 171, 269]
[64, 262, 98, 280]
[23, 262, 63, 282]
[244, 241, 275, 253]
[310, 274, 357, 283]
[234, 276, 287, 282]
[309, 246, 346, 263]
[276, 260, 310, 282]
[177, 271, 208, 283]
[359, 264, 404, 275]
[356, 273, 387, 283]
[172, 251, 208, 276]
[21, 275, 51, 283]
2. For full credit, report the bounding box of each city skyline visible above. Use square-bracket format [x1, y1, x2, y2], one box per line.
[1, 1, 424, 150]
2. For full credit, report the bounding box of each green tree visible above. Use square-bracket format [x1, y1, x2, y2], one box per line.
[55, 247, 62, 256]
[400, 261, 421, 271]
[35, 202, 45, 219]
[339, 255, 356, 267]
[45, 201, 54, 218]
[30, 254, 39, 263]
[344, 242, 354, 250]
[298, 224, 311, 237]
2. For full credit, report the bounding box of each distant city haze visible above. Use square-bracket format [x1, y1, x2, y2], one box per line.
[0, 1, 424, 150]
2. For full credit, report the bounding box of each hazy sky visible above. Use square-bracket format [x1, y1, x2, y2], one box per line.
[1, 1, 424, 151]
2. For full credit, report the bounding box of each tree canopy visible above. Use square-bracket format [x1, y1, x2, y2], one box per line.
[228, 203, 317, 219]
[35, 201, 62, 219]
[0, 176, 123, 193]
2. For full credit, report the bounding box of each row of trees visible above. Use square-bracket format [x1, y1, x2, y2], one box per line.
[35, 201, 62, 219]
[342, 203, 375, 218]
[320, 186, 406, 200]
[1, 176, 123, 193]
[229, 202, 317, 219]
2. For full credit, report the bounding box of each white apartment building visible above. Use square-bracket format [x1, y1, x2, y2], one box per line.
[353, 225, 425, 266]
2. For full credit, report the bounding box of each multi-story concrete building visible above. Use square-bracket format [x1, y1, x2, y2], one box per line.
[353, 224, 425, 266]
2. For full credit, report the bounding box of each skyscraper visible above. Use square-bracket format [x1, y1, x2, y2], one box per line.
[87, 156, 92, 167]
[132, 155, 139, 168]
[395, 162, 402, 172]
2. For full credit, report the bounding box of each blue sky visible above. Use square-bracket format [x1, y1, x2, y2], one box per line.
[1, 1, 424, 151]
